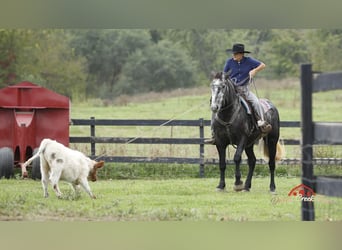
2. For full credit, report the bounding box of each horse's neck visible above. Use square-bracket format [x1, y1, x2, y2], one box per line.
[218, 83, 240, 119]
[225, 82, 239, 108]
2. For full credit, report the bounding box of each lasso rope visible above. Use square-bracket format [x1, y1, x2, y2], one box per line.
[125, 99, 209, 144]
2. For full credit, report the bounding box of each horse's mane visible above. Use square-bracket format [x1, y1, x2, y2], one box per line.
[212, 71, 235, 91]
[213, 71, 232, 83]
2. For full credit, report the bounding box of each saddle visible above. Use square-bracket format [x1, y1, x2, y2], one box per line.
[239, 96, 272, 134]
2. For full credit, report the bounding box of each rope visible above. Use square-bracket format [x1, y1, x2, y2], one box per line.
[250, 77, 260, 99]
[124, 99, 209, 145]
[92, 99, 208, 159]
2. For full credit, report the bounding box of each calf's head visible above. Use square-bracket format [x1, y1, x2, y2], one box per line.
[88, 160, 105, 182]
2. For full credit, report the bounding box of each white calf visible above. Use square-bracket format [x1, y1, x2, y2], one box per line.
[23, 138, 104, 199]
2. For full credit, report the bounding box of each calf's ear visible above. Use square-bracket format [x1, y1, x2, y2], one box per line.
[94, 160, 105, 169]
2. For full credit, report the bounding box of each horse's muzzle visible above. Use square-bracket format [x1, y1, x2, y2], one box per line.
[211, 105, 218, 113]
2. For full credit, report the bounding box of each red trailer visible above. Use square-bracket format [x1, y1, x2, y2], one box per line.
[0, 82, 70, 179]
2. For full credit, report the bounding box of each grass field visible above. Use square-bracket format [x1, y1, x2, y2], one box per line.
[69, 79, 342, 160]
[1, 78, 342, 222]
[1, 177, 341, 221]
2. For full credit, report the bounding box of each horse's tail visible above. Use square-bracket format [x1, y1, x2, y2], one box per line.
[262, 138, 285, 161]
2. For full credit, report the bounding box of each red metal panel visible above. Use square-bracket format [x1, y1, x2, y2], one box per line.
[0, 82, 70, 165]
[0, 109, 15, 148]
[35, 109, 69, 147]
[0, 81, 69, 109]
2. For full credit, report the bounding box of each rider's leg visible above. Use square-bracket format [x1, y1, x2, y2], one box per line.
[245, 90, 265, 124]
[236, 86, 272, 132]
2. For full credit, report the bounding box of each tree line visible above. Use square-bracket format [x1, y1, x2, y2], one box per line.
[1, 29, 341, 101]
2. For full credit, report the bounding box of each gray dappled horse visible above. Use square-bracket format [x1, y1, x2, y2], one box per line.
[210, 72, 283, 193]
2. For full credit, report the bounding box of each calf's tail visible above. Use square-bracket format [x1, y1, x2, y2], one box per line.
[22, 150, 41, 168]
[22, 139, 50, 168]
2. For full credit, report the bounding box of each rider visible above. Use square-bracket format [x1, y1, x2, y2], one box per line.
[205, 43, 272, 145]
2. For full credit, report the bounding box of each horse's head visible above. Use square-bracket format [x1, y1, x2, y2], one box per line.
[210, 72, 228, 113]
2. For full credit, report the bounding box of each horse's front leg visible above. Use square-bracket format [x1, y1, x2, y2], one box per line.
[233, 137, 247, 191]
[216, 145, 227, 191]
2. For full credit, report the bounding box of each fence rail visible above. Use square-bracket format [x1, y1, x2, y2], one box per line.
[300, 65, 342, 221]
[69, 117, 341, 178]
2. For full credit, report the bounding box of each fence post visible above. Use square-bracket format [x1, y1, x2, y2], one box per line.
[199, 118, 205, 178]
[300, 64, 315, 221]
[90, 116, 96, 158]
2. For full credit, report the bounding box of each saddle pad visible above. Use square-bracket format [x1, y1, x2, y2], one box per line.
[260, 99, 272, 113]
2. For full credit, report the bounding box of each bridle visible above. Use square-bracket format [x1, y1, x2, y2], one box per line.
[211, 79, 238, 113]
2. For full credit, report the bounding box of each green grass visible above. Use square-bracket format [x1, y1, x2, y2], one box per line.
[69, 79, 342, 160]
[0, 178, 341, 221]
[2, 79, 341, 222]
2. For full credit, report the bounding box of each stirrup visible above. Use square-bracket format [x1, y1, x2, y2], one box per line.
[260, 124, 272, 133]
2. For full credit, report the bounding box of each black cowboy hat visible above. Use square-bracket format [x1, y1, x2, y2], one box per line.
[226, 43, 251, 54]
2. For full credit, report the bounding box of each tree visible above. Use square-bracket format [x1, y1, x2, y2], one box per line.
[16, 30, 87, 101]
[160, 29, 275, 80]
[113, 40, 198, 96]
[70, 29, 152, 98]
[306, 29, 342, 72]
[0, 29, 23, 87]
[0, 30, 88, 100]
[161, 29, 223, 79]
[261, 29, 309, 78]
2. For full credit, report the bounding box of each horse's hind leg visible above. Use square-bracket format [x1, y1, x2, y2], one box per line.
[266, 137, 277, 193]
[244, 146, 256, 191]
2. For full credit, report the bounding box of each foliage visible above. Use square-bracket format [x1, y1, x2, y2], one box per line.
[19, 30, 87, 101]
[1, 29, 342, 100]
[70, 29, 152, 98]
[261, 30, 310, 78]
[0, 29, 24, 86]
[113, 40, 198, 96]
[306, 29, 342, 72]
[0, 29, 88, 101]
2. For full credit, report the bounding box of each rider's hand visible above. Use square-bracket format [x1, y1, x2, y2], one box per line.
[249, 69, 257, 79]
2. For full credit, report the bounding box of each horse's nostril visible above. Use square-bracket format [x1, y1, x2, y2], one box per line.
[211, 105, 218, 112]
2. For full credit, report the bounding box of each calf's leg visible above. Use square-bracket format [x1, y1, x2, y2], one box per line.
[49, 168, 63, 198]
[79, 179, 96, 199]
[40, 159, 50, 198]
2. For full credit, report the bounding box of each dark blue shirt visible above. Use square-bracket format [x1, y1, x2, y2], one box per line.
[223, 56, 261, 86]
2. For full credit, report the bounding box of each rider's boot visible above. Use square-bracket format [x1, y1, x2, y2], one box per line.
[258, 120, 272, 133]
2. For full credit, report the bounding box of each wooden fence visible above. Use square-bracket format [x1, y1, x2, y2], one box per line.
[300, 64, 342, 221]
[69, 117, 341, 178]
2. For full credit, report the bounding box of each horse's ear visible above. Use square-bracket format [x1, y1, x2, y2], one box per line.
[215, 72, 222, 79]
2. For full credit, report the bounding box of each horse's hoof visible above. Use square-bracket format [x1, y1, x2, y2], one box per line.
[216, 188, 226, 192]
[242, 188, 250, 192]
[233, 182, 244, 192]
[270, 190, 277, 195]
[216, 183, 226, 190]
